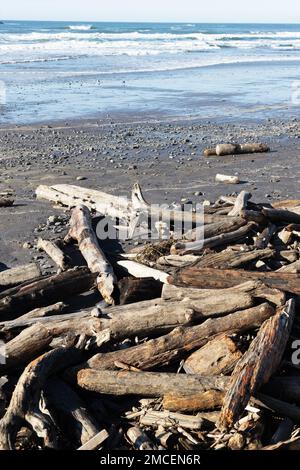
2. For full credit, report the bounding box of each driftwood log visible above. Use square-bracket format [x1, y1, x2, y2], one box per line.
[76, 370, 230, 397]
[0, 267, 96, 320]
[183, 334, 243, 375]
[0, 263, 41, 290]
[37, 238, 69, 271]
[71, 303, 274, 374]
[204, 143, 269, 157]
[66, 205, 117, 304]
[169, 266, 300, 295]
[163, 390, 224, 412]
[218, 299, 295, 430]
[171, 222, 255, 255]
[0, 347, 82, 450]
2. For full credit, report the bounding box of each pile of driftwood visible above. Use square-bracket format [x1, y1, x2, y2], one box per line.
[1, 182, 300, 451]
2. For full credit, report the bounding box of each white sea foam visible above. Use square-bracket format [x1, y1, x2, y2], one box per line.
[1, 29, 300, 65]
[68, 24, 93, 30]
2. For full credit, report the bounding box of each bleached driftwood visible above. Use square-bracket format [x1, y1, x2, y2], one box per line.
[66, 205, 117, 304]
[37, 238, 69, 271]
[0, 263, 41, 289]
[218, 299, 295, 430]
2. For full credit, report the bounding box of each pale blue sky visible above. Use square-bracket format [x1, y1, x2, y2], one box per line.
[1, 0, 300, 23]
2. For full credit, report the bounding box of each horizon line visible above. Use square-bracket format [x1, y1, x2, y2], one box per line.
[1, 19, 300, 25]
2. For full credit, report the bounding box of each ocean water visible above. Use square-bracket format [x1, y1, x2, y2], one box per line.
[0, 21, 300, 124]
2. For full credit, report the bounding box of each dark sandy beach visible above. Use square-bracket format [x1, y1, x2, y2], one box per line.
[0, 115, 300, 270]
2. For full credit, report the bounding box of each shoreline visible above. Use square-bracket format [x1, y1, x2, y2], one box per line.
[1, 114, 300, 270]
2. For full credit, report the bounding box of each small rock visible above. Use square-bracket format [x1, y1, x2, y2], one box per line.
[23, 242, 33, 249]
[76, 176, 87, 181]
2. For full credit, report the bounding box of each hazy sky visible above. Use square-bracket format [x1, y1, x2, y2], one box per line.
[1, 0, 300, 23]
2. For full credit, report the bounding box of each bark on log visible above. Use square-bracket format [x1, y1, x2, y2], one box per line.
[0, 267, 96, 320]
[0, 263, 41, 289]
[76, 370, 229, 397]
[67, 205, 117, 304]
[183, 334, 242, 376]
[163, 390, 224, 412]
[75, 303, 274, 373]
[37, 238, 69, 271]
[0, 347, 82, 450]
[240, 209, 266, 224]
[169, 266, 300, 295]
[218, 299, 295, 430]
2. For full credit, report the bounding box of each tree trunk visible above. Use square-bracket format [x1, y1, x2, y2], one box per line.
[67, 205, 117, 305]
[37, 238, 69, 271]
[44, 377, 101, 446]
[183, 334, 242, 375]
[0, 347, 82, 450]
[192, 247, 274, 269]
[76, 370, 229, 397]
[216, 143, 269, 156]
[0, 300, 196, 371]
[218, 299, 295, 430]
[171, 222, 255, 255]
[262, 207, 300, 224]
[169, 266, 300, 295]
[0, 267, 96, 320]
[0, 263, 41, 290]
[163, 280, 285, 307]
[74, 303, 274, 373]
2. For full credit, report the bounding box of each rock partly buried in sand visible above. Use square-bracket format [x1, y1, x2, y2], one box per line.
[204, 143, 270, 157]
[215, 174, 240, 184]
[0, 196, 14, 207]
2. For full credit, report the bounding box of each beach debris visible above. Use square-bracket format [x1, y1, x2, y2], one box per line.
[0, 191, 14, 208]
[37, 238, 69, 271]
[204, 143, 270, 157]
[1, 183, 300, 451]
[215, 174, 240, 184]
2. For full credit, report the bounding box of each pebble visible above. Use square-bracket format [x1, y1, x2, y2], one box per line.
[76, 176, 87, 181]
[23, 242, 33, 249]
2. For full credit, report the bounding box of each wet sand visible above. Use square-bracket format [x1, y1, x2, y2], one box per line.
[1, 115, 300, 269]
